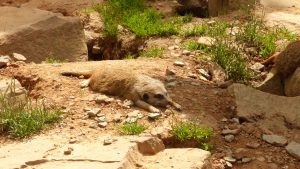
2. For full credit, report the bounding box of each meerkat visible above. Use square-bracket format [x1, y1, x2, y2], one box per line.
[261, 40, 300, 82]
[61, 68, 182, 113]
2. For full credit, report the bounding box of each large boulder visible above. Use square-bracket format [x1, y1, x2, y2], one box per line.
[285, 67, 300, 96]
[0, 7, 87, 63]
[229, 83, 300, 129]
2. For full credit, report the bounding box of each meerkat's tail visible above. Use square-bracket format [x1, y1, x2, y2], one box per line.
[61, 70, 94, 78]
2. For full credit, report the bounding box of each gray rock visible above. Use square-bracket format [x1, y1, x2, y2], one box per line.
[86, 108, 101, 118]
[241, 157, 252, 163]
[197, 37, 216, 46]
[0, 79, 26, 96]
[173, 61, 185, 67]
[246, 143, 260, 149]
[262, 134, 287, 146]
[103, 138, 115, 145]
[221, 129, 239, 135]
[250, 62, 264, 72]
[182, 50, 191, 56]
[97, 116, 106, 123]
[229, 83, 300, 128]
[12, 53, 27, 61]
[224, 135, 235, 142]
[224, 156, 236, 163]
[0, 55, 10, 68]
[165, 68, 176, 76]
[95, 94, 114, 104]
[98, 122, 108, 128]
[197, 69, 211, 80]
[0, 7, 87, 63]
[285, 141, 300, 160]
[148, 113, 161, 120]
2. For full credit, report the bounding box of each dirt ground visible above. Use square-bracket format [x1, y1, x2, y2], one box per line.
[0, 0, 300, 168]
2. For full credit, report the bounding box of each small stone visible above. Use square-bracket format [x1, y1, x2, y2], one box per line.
[182, 50, 191, 56]
[250, 62, 264, 72]
[241, 157, 252, 163]
[64, 147, 74, 155]
[262, 134, 288, 146]
[150, 127, 165, 137]
[197, 69, 211, 80]
[103, 138, 113, 145]
[225, 135, 235, 142]
[197, 36, 216, 46]
[0, 56, 10, 68]
[224, 156, 236, 163]
[199, 75, 209, 81]
[225, 161, 233, 168]
[221, 118, 228, 122]
[92, 46, 101, 54]
[173, 61, 185, 67]
[165, 68, 176, 76]
[148, 113, 161, 120]
[187, 72, 197, 79]
[114, 113, 122, 123]
[246, 143, 260, 149]
[221, 129, 239, 135]
[170, 51, 182, 57]
[98, 122, 108, 128]
[12, 53, 27, 61]
[95, 94, 114, 104]
[128, 110, 140, 118]
[97, 116, 106, 122]
[207, 20, 216, 25]
[168, 45, 179, 50]
[69, 138, 77, 144]
[285, 141, 300, 160]
[86, 108, 101, 118]
[125, 117, 137, 123]
[256, 156, 265, 162]
[123, 99, 134, 108]
[231, 118, 240, 124]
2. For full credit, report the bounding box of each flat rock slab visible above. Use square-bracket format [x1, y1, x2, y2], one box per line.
[0, 7, 87, 63]
[286, 141, 300, 160]
[262, 134, 288, 146]
[229, 84, 300, 128]
[0, 135, 210, 169]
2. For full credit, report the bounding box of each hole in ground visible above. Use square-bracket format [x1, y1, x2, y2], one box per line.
[162, 136, 200, 148]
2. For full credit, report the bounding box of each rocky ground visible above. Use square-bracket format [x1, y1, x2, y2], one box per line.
[0, 0, 300, 169]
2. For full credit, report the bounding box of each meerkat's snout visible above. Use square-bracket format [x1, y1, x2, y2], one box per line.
[143, 92, 182, 111]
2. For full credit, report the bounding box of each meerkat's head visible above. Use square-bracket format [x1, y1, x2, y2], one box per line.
[136, 76, 173, 107]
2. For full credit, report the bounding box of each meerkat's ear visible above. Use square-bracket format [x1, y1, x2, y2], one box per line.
[143, 93, 149, 101]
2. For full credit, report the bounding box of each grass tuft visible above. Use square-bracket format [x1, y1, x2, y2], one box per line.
[140, 47, 164, 58]
[0, 90, 61, 138]
[119, 122, 147, 135]
[172, 122, 212, 150]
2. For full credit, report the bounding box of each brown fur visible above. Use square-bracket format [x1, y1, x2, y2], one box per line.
[61, 68, 181, 113]
[262, 40, 300, 78]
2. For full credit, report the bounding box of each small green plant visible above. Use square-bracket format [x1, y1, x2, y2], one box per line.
[45, 57, 64, 64]
[119, 122, 147, 135]
[209, 40, 252, 81]
[81, 7, 94, 16]
[140, 47, 164, 58]
[172, 122, 212, 150]
[0, 87, 61, 138]
[124, 54, 136, 60]
[184, 41, 207, 51]
[208, 21, 229, 37]
[182, 25, 207, 37]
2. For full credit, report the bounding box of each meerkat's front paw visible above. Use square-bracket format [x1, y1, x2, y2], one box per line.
[173, 103, 182, 111]
[149, 106, 161, 113]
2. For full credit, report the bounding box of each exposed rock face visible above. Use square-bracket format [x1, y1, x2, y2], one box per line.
[285, 67, 300, 96]
[229, 83, 300, 129]
[0, 78, 26, 96]
[0, 7, 87, 63]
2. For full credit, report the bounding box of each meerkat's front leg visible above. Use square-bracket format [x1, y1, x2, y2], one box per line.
[135, 100, 160, 113]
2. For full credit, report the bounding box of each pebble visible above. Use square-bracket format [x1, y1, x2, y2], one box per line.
[197, 36, 216, 46]
[262, 134, 288, 146]
[182, 50, 191, 56]
[165, 68, 176, 76]
[114, 113, 122, 123]
[221, 129, 239, 135]
[224, 135, 235, 142]
[97, 116, 106, 122]
[250, 62, 264, 72]
[285, 141, 300, 160]
[241, 157, 252, 163]
[103, 138, 113, 145]
[225, 161, 233, 168]
[246, 143, 260, 149]
[69, 138, 77, 144]
[125, 117, 137, 123]
[224, 156, 236, 163]
[168, 45, 179, 50]
[95, 95, 114, 104]
[173, 61, 185, 67]
[231, 118, 240, 124]
[64, 147, 74, 155]
[12, 53, 27, 61]
[86, 108, 101, 118]
[128, 110, 140, 118]
[0, 55, 10, 68]
[187, 73, 197, 79]
[170, 51, 182, 57]
[197, 69, 211, 80]
[98, 122, 108, 128]
[148, 113, 161, 120]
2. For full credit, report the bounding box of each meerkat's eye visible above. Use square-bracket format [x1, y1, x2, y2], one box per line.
[143, 93, 149, 101]
[154, 94, 165, 100]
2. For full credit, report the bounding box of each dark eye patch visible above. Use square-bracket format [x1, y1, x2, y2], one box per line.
[154, 94, 165, 100]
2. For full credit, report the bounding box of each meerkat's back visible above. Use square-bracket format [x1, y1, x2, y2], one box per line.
[275, 40, 300, 77]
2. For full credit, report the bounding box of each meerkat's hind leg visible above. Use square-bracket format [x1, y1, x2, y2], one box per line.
[135, 100, 161, 113]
